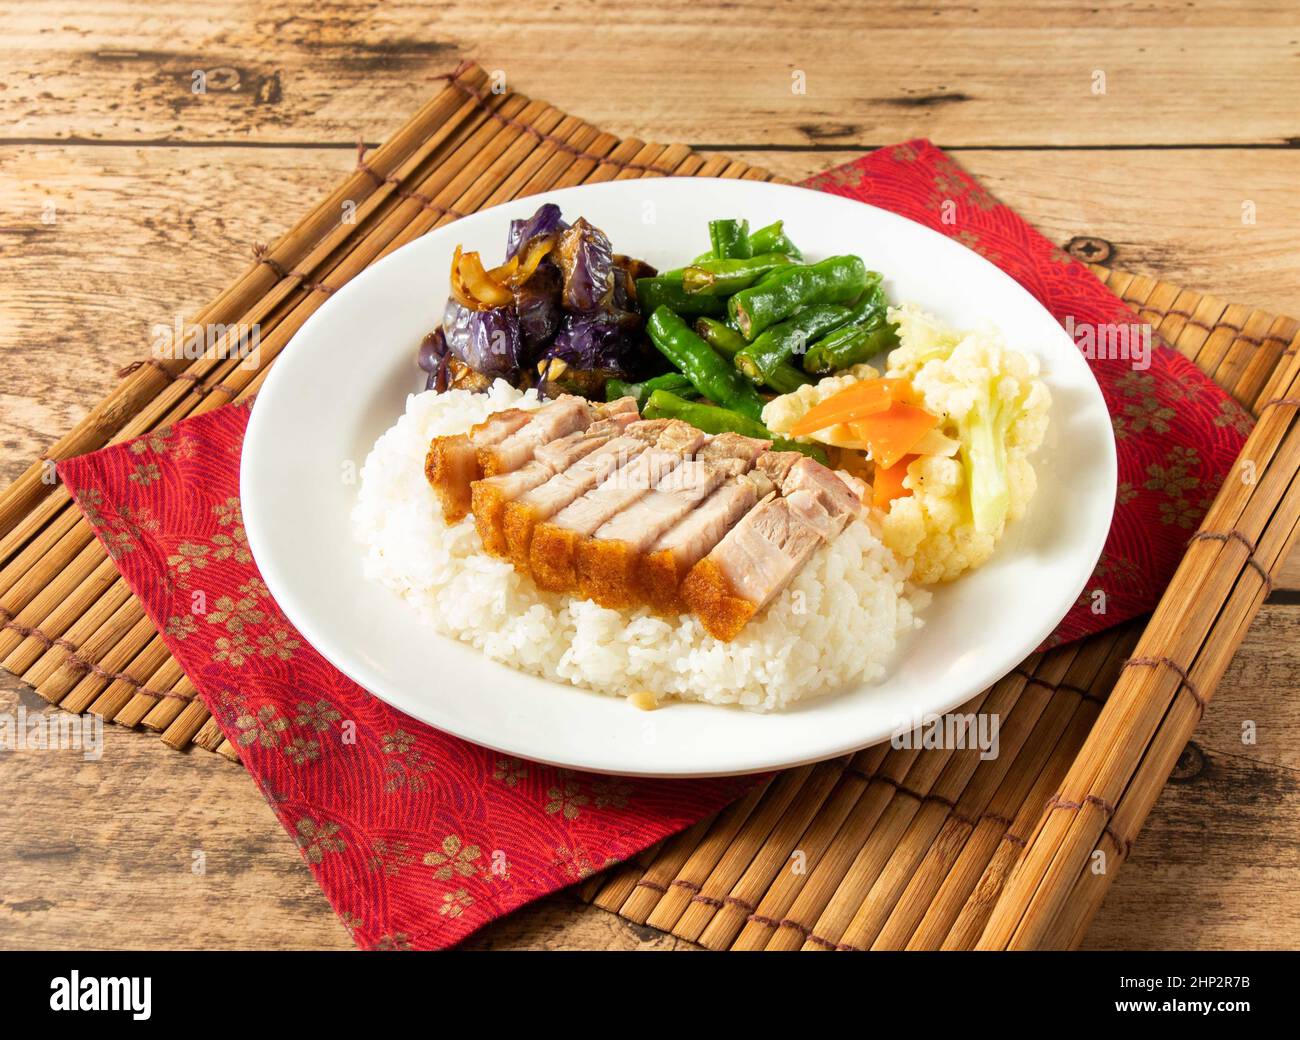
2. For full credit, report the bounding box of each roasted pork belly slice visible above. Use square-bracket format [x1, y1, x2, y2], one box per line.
[655, 418, 711, 454]
[471, 421, 625, 557]
[538, 412, 637, 465]
[596, 395, 639, 419]
[529, 422, 704, 594]
[635, 470, 774, 614]
[754, 450, 803, 487]
[697, 432, 771, 476]
[425, 407, 532, 523]
[478, 394, 591, 477]
[502, 434, 648, 568]
[500, 419, 667, 568]
[681, 493, 823, 641]
[779, 457, 864, 539]
[576, 459, 727, 608]
[472, 413, 639, 556]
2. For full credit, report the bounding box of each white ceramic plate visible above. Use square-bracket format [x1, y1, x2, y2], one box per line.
[241, 177, 1115, 778]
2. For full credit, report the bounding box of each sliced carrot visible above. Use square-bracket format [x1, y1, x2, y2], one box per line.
[848, 402, 939, 469]
[789, 377, 915, 437]
[872, 454, 917, 509]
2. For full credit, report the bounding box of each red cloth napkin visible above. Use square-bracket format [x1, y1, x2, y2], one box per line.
[57, 141, 1249, 949]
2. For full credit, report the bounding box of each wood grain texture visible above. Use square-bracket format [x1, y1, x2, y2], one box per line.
[2, 0, 1298, 951]
[0, 144, 356, 488]
[5, 2, 1300, 145]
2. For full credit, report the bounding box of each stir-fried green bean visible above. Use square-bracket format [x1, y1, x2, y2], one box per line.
[728, 256, 868, 340]
[605, 372, 698, 409]
[645, 307, 767, 421]
[681, 253, 794, 296]
[708, 219, 751, 260]
[761, 360, 814, 395]
[800, 280, 895, 373]
[747, 220, 803, 261]
[695, 317, 810, 394]
[636, 277, 727, 318]
[693, 316, 748, 358]
[690, 219, 803, 265]
[734, 304, 853, 385]
[802, 322, 899, 374]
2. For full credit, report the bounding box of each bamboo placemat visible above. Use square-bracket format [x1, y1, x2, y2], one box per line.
[2, 61, 1298, 947]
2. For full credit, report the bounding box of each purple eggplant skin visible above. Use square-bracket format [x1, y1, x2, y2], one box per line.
[418, 328, 452, 392]
[505, 203, 568, 261]
[511, 258, 564, 363]
[417, 328, 446, 373]
[441, 207, 661, 395]
[441, 299, 522, 380]
[550, 312, 636, 371]
[534, 312, 665, 399]
[556, 218, 616, 313]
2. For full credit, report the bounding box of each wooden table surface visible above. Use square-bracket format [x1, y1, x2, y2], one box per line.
[2, 1, 1298, 951]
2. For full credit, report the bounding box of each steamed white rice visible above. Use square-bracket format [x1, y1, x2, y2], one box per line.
[353, 382, 924, 711]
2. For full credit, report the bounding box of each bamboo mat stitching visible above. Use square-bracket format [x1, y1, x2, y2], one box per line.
[354, 141, 469, 221]
[1121, 656, 1206, 717]
[0, 605, 192, 701]
[250, 242, 338, 295]
[1188, 529, 1273, 589]
[1044, 793, 1134, 856]
[1013, 666, 1107, 706]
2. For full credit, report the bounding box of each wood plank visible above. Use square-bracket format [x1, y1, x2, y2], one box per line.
[0, 670, 353, 950]
[4, 2, 1299, 146]
[0, 144, 354, 488]
[1084, 752, 1300, 950]
[1180, 606, 1300, 775]
[1083, 603, 1300, 949]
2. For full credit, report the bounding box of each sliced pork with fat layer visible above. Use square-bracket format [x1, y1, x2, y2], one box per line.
[471, 414, 634, 557]
[636, 468, 776, 614]
[424, 407, 531, 522]
[576, 458, 728, 608]
[529, 421, 705, 593]
[780, 456, 864, 539]
[680, 492, 824, 641]
[697, 432, 771, 476]
[431, 395, 870, 640]
[477, 394, 591, 477]
[500, 420, 666, 569]
[754, 450, 802, 487]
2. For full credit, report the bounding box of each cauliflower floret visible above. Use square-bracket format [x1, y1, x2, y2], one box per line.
[886, 303, 964, 371]
[880, 306, 1050, 583]
[881, 455, 997, 583]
